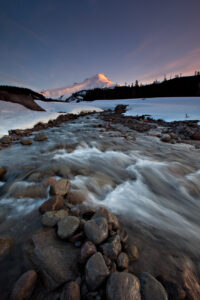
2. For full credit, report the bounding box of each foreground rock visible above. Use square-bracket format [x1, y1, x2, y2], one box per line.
[39, 196, 65, 214]
[92, 206, 119, 230]
[11, 270, 37, 300]
[27, 229, 79, 291]
[57, 216, 80, 239]
[41, 209, 68, 227]
[50, 178, 71, 196]
[85, 252, 109, 291]
[106, 272, 141, 300]
[140, 272, 168, 300]
[84, 217, 108, 245]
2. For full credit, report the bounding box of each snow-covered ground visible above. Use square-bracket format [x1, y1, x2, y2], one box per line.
[1, 97, 200, 137]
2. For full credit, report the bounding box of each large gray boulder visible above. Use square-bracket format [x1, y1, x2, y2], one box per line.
[140, 272, 168, 300]
[85, 252, 109, 291]
[84, 217, 108, 245]
[106, 272, 141, 300]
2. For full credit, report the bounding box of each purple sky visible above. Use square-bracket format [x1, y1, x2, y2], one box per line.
[0, 0, 200, 90]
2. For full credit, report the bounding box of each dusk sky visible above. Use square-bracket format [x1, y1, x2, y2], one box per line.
[0, 0, 200, 90]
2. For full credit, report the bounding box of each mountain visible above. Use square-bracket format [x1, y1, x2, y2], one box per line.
[40, 73, 115, 100]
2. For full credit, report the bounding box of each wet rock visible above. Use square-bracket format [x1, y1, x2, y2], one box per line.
[67, 191, 87, 205]
[140, 272, 168, 300]
[127, 245, 138, 260]
[117, 252, 129, 270]
[60, 281, 80, 300]
[161, 134, 171, 143]
[0, 167, 6, 180]
[20, 139, 32, 145]
[72, 204, 95, 219]
[192, 131, 200, 140]
[182, 263, 200, 300]
[85, 252, 109, 291]
[11, 270, 37, 300]
[9, 183, 47, 199]
[34, 132, 47, 141]
[100, 235, 121, 260]
[79, 241, 97, 264]
[28, 229, 79, 291]
[0, 237, 14, 259]
[92, 207, 119, 230]
[50, 178, 71, 196]
[84, 217, 108, 245]
[157, 276, 186, 300]
[57, 216, 80, 239]
[39, 196, 65, 214]
[0, 135, 12, 145]
[117, 227, 128, 244]
[106, 272, 141, 300]
[41, 209, 68, 227]
[70, 232, 84, 243]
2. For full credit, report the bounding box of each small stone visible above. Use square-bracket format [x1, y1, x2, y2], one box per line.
[92, 206, 119, 230]
[117, 227, 128, 244]
[100, 235, 122, 260]
[79, 241, 97, 264]
[34, 132, 47, 141]
[84, 217, 108, 245]
[85, 252, 109, 291]
[20, 139, 32, 145]
[50, 178, 71, 196]
[140, 272, 168, 300]
[11, 270, 37, 300]
[41, 209, 68, 227]
[161, 134, 171, 143]
[0, 167, 6, 180]
[39, 196, 65, 214]
[106, 272, 141, 300]
[117, 252, 129, 270]
[127, 245, 138, 260]
[60, 281, 80, 300]
[57, 216, 80, 239]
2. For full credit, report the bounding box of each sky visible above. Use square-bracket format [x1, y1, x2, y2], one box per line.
[0, 0, 200, 91]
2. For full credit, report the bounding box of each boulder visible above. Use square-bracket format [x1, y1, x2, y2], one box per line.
[117, 252, 129, 270]
[85, 252, 109, 291]
[0, 237, 14, 259]
[161, 134, 171, 143]
[79, 241, 97, 264]
[34, 132, 47, 141]
[60, 281, 80, 300]
[50, 178, 71, 196]
[100, 235, 122, 260]
[41, 209, 68, 227]
[28, 229, 79, 291]
[140, 272, 168, 300]
[92, 206, 119, 230]
[20, 139, 32, 146]
[57, 216, 80, 239]
[106, 272, 141, 300]
[11, 270, 37, 300]
[39, 196, 65, 214]
[0, 167, 6, 180]
[84, 217, 108, 245]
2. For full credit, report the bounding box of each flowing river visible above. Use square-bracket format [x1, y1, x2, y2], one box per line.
[0, 112, 200, 295]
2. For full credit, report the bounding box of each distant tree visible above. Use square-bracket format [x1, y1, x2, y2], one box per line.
[135, 80, 139, 87]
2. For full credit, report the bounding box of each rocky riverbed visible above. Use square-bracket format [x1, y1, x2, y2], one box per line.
[0, 107, 200, 299]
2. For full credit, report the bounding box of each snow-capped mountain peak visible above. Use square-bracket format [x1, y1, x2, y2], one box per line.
[40, 73, 114, 100]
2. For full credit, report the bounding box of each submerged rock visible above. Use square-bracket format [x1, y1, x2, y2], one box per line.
[84, 217, 108, 245]
[106, 272, 141, 300]
[11, 270, 37, 300]
[85, 252, 109, 291]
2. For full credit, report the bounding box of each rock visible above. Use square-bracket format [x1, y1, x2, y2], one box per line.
[92, 206, 119, 230]
[11, 270, 37, 300]
[161, 134, 171, 143]
[182, 263, 200, 300]
[50, 178, 71, 196]
[100, 235, 121, 260]
[71, 204, 95, 219]
[0, 135, 12, 145]
[60, 281, 80, 300]
[140, 272, 168, 300]
[20, 139, 32, 145]
[106, 272, 141, 300]
[0, 237, 14, 259]
[127, 245, 138, 260]
[79, 241, 97, 264]
[70, 232, 84, 243]
[67, 191, 87, 205]
[0, 167, 6, 180]
[28, 229, 79, 291]
[117, 252, 129, 270]
[110, 262, 117, 273]
[41, 209, 68, 227]
[157, 276, 186, 300]
[117, 227, 128, 244]
[193, 132, 200, 140]
[84, 217, 108, 245]
[57, 216, 80, 239]
[9, 183, 47, 199]
[34, 132, 47, 141]
[85, 252, 109, 291]
[39, 196, 65, 214]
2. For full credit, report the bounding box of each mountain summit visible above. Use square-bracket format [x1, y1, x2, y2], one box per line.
[41, 73, 114, 100]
